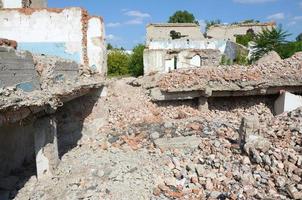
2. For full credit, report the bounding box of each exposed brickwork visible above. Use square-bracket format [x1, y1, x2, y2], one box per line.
[0, 38, 17, 49]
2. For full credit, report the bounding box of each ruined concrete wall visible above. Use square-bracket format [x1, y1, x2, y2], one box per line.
[0, 47, 40, 91]
[144, 50, 166, 74]
[0, 8, 106, 75]
[146, 24, 205, 45]
[0, 8, 84, 64]
[178, 49, 221, 69]
[144, 49, 221, 75]
[0, 122, 35, 177]
[207, 23, 275, 42]
[87, 17, 107, 75]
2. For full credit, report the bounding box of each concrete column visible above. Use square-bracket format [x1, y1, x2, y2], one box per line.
[34, 116, 59, 179]
[198, 97, 208, 111]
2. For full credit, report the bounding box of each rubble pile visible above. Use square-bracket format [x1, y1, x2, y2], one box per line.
[158, 52, 302, 92]
[2, 51, 302, 199]
[13, 105, 302, 200]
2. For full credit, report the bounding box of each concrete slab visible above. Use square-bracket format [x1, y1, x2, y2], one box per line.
[274, 92, 302, 115]
[0, 48, 40, 92]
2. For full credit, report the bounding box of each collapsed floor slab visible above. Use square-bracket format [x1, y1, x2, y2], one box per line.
[149, 52, 302, 103]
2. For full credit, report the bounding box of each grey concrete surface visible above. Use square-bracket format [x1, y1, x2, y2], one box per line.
[0, 47, 40, 92]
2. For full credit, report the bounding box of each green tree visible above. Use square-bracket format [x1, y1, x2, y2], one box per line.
[168, 10, 199, 24]
[129, 44, 145, 77]
[107, 50, 130, 76]
[296, 33, 302, 41]
[251, 26, 290, 61]
[107, 43, 113, 50]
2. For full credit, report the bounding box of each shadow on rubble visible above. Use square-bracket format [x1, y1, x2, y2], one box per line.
[0, 88, 103, 199]
[207, 95, 278, 114]
[56, 88, 103, 158]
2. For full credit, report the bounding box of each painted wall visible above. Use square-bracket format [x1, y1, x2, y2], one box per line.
[87, 17, 107, 75]
[0, 8, 107, 75]
[1, 0, 22, 8]
[1, 0, 47, 8]
[0, 8, 83, 63]
[148, 39, 227, 53]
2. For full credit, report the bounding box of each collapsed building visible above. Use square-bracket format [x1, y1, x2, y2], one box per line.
[143, 23, 247, 75]
[143, 22, 276, 75]
[144, 23, 221, 75]
[0, 0, 107, 192]
[0, 7, 106, 75]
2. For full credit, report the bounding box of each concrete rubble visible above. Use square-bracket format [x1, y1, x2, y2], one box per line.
[0, 68, 298, 199]
[157, 52, 302, 93]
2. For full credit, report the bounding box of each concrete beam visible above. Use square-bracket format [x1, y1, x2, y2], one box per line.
[34, 116, 59, 179]
[151, 86, 302, 102]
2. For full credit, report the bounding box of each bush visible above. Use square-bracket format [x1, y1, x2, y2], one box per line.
[236, 32, 255, 47]
[129, 44, 145, 77]
[107, 50, 130, 76]
[220, 55, 232, 65]
[276, 41, 302, 59]
[235, 50, 249, 65]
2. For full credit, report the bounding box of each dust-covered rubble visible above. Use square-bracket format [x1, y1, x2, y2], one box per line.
[3, 54, 302, 199]
[13, 105, 302, 200]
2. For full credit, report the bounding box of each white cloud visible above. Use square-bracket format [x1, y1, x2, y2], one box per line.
[124, 10, 151, 18]
[107, 22, 121, 28]
[106, 34, 121, 41]
[233, 0, 276, 4]
[123, 10, 151, 26]
[125, 18, 144, 25]
[288, 21, 297, 26]
[293, 16, 302, 20]
[267, 12, 285, 20]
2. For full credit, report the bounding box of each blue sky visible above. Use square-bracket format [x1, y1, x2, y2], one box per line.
[49, 0, 302, 49]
